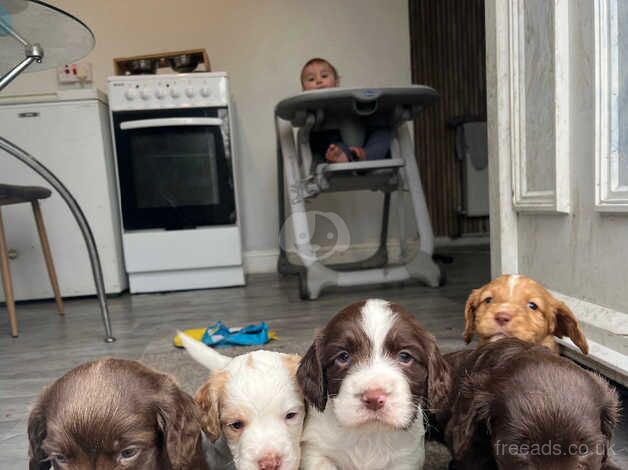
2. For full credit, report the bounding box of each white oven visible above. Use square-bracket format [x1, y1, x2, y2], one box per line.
[108, 72, 244, 293]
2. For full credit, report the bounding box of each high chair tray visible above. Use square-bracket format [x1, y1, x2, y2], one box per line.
[276, 86, 439, 126]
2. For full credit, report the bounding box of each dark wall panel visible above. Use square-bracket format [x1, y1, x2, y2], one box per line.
[409, 0, 489, 237]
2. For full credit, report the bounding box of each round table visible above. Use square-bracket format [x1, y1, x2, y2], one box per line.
[0, 0, 115, 342]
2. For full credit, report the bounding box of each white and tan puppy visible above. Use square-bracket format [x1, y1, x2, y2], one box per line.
[296, 299, 450, 470]
[179, 332, 304, 470]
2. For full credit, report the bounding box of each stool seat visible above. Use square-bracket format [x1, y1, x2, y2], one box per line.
[0, 184, 52, 206]
[0, 183, 63, 336]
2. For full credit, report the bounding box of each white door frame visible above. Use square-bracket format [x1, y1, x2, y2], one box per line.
[486, 0, 519, 277]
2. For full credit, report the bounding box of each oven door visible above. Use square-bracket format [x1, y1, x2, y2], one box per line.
[112, 107, 235, 231]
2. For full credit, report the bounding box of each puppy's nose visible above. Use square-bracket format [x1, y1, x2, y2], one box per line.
[258, 452, 282, 470]
[361, 388, 387, 411]
[495, 312, 511, 326]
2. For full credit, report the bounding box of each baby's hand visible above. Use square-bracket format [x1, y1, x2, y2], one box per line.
[325, 144, 350, 163]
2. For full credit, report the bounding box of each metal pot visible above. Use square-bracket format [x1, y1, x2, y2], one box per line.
[127, 59, 158, 75]
[168, 54, 200, 73]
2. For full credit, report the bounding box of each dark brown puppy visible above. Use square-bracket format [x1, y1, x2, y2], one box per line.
[28, 358, 209, 470]
[444, 338, 621, 470]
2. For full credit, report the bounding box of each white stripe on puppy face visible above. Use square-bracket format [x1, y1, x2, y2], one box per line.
[360, 299, 395, 360]
[508, 274, 521, 297]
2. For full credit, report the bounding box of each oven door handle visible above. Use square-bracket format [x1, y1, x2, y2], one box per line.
[119, 117, 223, 130]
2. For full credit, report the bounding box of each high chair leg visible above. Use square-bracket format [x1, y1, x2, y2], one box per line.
[32, 201, 64, 315]
[0, 209, 18, 336]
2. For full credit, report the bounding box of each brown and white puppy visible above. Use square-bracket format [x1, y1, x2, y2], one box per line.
[297, 299, 450, 470]
[445, 338, 620, 470]
[27, 357, 209, 470]
[179, 332, 304, 470]
[463, 274, 589, 354]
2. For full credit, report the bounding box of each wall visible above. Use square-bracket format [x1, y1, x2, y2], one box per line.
[2, 0, 412, 271]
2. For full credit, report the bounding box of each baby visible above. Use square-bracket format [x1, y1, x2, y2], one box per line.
[300, 57, 391, 163]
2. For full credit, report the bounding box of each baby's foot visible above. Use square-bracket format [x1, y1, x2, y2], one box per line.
[349, 146, 366, 161]
[325, 144, 349, 163]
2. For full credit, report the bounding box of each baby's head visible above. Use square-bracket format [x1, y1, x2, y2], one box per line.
[300, 57, 339, 90]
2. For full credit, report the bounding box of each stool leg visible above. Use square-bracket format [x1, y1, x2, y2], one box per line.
[31, 201, 64, 315]
[0, 209, 18, 336]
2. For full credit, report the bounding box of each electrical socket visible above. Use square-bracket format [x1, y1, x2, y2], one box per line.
[57, 62, 93, 84]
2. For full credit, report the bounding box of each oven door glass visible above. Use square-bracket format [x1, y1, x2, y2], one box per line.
[112, 108, 236, 231]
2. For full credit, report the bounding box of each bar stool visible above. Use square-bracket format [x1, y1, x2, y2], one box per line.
[0, 184, 64, 337]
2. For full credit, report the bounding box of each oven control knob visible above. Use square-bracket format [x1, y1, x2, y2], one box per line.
[200, 87, 211, 98]
[185, 87, 196, 98]
[124, 89, 137, 100]
[170, 87, 181, 98]
[140, 88, 152, 100]
[155, 88, 166, 99]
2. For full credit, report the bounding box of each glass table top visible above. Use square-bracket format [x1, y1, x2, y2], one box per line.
[0, 0, 94, 72]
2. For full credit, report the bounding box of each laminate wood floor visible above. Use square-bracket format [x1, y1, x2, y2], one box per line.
[1, 246, 626, 468]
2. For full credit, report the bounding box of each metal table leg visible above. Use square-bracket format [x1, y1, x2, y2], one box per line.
[0, 136, 115, 342]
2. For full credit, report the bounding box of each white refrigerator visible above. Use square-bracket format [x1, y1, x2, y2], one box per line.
[0, 91, 127, 301]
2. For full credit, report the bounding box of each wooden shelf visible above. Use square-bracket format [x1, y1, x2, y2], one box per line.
[113, 48, 211, 75]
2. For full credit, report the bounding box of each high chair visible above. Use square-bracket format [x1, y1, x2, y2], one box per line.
[0, 183, 64, 336]
[275, 86, 444, 299]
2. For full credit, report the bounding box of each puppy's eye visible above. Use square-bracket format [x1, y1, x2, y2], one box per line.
[335, 351, 350, 364]
[398, 351, 413, 364]
[51, 453, 67, 464]
[119, 446, 140, 461]
[228, 420, 245, 431]
[528, 302, 538, 310]
[484, 297, 493, 304]
[285, 411, 298, 420]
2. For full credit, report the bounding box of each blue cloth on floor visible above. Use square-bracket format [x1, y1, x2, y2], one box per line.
[201, 321, 270, 348]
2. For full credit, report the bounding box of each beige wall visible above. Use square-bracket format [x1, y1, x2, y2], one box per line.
[3, 0, 412, 264]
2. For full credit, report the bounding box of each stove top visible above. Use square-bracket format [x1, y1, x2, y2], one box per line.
[107, 71, 229, 111]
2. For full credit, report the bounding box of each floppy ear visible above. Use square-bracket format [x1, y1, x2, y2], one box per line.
[296, 335, 327, 411]
[445, 372, 492, 460]
[600, 389, 620, 440]
[597, 374, 620, 467]
[464, 288, 481, 343]
[424, 335, 452, 413]
[156, 376, 204, 469]
[280, 353, 302, 378]
[194, 370, 228, 442]
[27, 392, 51, 470]
[552, 299, 589, 354]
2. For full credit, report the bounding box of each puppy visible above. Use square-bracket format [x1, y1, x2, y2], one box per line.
[179, 332, 304, 470]
[463, 274, 589, 353]
[296, 299, 450, 470]
[445, 338, 621, 470]
[27, 357, 209, 470]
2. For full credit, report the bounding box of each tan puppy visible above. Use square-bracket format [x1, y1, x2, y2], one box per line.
[463, 274, 589, 354]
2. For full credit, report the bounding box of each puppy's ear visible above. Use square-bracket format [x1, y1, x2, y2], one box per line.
[194, 370, 228, 442]
[424, 335, 452, 413]
[599, 382, 621, 468]
[597, 374, 620, 446]
[157, 376, 204, 469]
[281, 353, 302, 378]
[296, 334, 327, 411]
[463, 288, 481, 343]
[552, 299, 589, 354]
[27, 392, 51, 470]
[445, 372, 492, 460]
